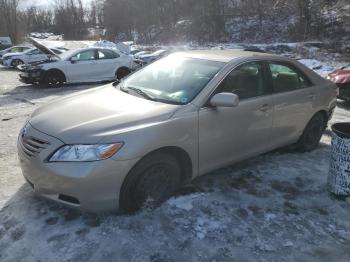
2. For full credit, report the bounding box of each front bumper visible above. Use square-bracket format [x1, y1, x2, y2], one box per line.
[19, 70, 44, 84]
[17, 123, 138, 212]
[1, 59, 11, 67]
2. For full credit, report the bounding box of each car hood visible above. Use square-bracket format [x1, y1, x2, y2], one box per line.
[28, 37, 60, 59]
[21, 59, 59, 71]
[29, 85, 180, 144]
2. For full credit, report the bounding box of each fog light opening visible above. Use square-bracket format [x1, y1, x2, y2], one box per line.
[58, 194, 80, 205]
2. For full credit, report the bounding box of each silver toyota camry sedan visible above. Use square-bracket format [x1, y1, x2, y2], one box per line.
[18, 50, 337, 212]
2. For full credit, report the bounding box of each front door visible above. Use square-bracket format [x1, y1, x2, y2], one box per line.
[95, 49, 121, 80]
[65, 49, 99, 82]
[198, 61, 273, 174]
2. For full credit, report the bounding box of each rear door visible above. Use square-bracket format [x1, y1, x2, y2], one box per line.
[65, 49, 99, 82]
[198, 61, 274, 174]
[95, 49, 120, 80]
[267, 61, 318, 148]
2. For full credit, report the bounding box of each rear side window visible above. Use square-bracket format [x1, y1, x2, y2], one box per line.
[216, 62, 268, 100]
[269, 63, 312, 93]
[98, 50, 119, 59]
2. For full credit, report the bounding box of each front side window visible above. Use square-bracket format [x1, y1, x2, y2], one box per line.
[215, 62, 267, 100]
[98, 50, 119, 59]
[73, 50, 97, 61]
[269, 63, 312, 93]
[122, 56, 224, 104]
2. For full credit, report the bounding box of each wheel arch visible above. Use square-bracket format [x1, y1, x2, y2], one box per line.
[126, 146, 193, 184]
[11, 58, 24, 66]
[311, 109, 328, 127]
[116, 66, 131, 79]
[46, 68, 66, 82]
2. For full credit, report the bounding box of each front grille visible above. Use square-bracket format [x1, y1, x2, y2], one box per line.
[20, 136, 50, 157]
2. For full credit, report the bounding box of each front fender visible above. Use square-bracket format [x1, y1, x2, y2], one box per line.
[101, 112, 199, 176]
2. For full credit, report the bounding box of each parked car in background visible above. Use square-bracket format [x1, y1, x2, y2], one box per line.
[17, 50, 337, 213]
[19, 47, 135, 85]
[1, 47, 65, 68]
[0, 46, 31, 60]
[327, 64, 350, 101]
[137, 49, 170, 64]
[0, 36, 12, 50]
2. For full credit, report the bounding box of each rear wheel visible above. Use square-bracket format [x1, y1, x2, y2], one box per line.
[120, 153, 181, 213]
[116, 67, 131, 80]
[296, 113, 327, 152]
[11, 59, 24, 67]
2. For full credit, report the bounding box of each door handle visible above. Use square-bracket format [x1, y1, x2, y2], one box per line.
[259, 104, 269, 112]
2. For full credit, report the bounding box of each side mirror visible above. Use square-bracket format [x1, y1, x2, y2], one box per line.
[70, 57, 78, 63]
[210, 92, 239, 108]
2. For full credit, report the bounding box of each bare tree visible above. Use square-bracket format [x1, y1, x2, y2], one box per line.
[0, 0, 21, 44]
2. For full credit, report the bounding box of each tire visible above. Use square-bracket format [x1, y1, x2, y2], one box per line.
[11, 59, 24, 67]
[296, 113, 327, 152]
[116, 67, 131, 80]
[44, 71, 65, 87]
[120, 153, 181, 213]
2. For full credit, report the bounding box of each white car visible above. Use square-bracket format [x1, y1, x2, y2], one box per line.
[1, 47, 64, 68]
[19, 47, 135, 85]
[0, 46, 31, 59]
[137, 49, 169, 64]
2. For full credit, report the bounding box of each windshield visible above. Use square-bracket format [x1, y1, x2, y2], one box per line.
[122, 56, 225, 104]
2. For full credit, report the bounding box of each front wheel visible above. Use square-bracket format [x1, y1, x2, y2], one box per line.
[120, 153, 181, 213]
[43, 71, 65, 87]
[11, 59, 24, 67]
[296, 113, 326, 152]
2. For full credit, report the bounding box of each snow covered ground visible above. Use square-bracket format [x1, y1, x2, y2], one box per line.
[1, 49, 350, 261]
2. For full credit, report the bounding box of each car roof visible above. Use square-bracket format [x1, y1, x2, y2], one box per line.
[173, 49, 281, 63]
[74, 47, 118, 52]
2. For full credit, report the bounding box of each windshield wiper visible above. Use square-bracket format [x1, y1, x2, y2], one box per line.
[122, 86, 157, 101]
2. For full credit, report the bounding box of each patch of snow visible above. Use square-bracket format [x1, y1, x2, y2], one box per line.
[167, 193, 203, 211]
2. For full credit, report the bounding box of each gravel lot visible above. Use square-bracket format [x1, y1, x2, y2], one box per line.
[1, 66, 350, 262]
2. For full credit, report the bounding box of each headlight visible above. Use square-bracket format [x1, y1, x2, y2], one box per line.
[49, 143, 123, 162]
[3, 56, 12, 60]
